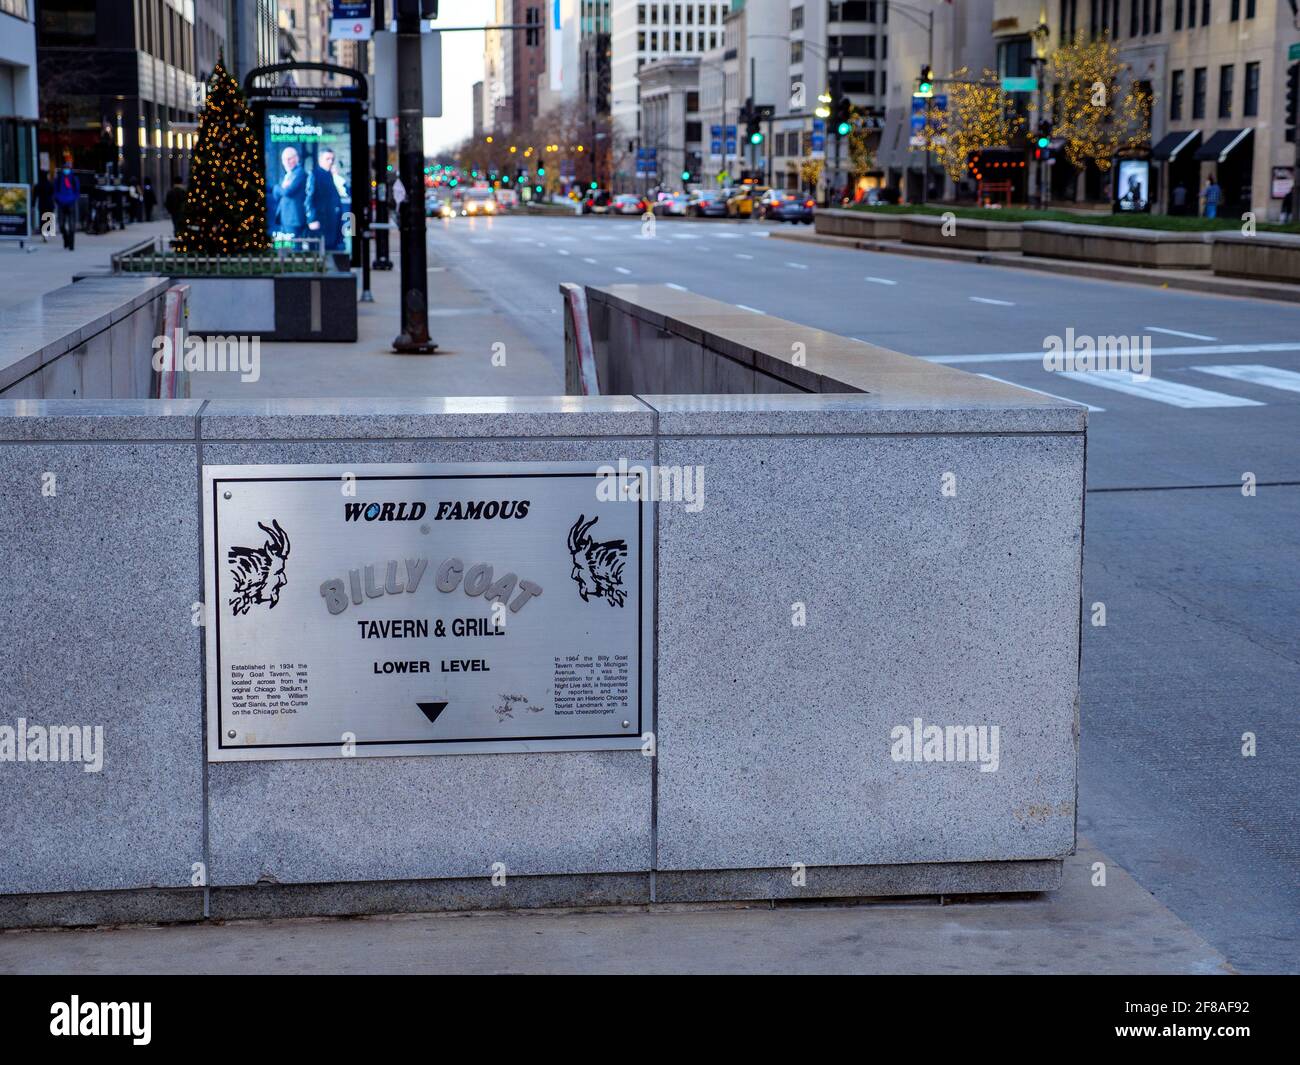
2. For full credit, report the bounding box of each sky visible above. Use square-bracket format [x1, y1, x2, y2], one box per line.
[423, 1, 494, 157]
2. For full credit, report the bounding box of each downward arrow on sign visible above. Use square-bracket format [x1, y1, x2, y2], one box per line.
[418, 702, 449, 724]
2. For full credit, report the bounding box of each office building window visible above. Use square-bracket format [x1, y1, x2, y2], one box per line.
[1200, 0, 1209, 23]
[1192, 66, 1206, 118]
[1230, 0, 1238, 16]
[1170, 69, 1184, 119]
[1187, 0, 1194, 26]
[791, 41, 803, 63]
[1130, 0, 1139, 35]
[1142, 0, 1150, 32]
[1246, 0, 1255, 14]
[791, 5, 804, 29]
[1175, 0, 1182, 28]
[1218, 64, 1233, 118]
[1154, 0, 1162, 30]
[1243, 61, 1259, 115]
[637, 4, 645, 22]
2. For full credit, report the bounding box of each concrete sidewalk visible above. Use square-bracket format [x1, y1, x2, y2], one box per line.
[188, 235, 564, 399]
[0, 219, 173, 310]
[0, 839, 1231, 974]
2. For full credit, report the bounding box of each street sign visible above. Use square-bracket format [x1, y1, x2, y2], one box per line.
[1289, 42, 1300, 62]
[710, 124, 722, 158]
[372, 30, 443, 118]
[204, 462, 654, 761]
[330, 0, 372, 40]
[725, 125, 737, 155]
[1001, 76, 1038, 93]
[635, 146, 658, 178]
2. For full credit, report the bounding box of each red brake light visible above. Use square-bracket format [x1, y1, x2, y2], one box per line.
[805, 199, 815, 207]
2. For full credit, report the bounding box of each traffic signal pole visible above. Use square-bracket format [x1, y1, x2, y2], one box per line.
[392, 0, 434, 353]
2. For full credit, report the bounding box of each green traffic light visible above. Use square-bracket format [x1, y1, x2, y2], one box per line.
[589, 181, 597, 189]
[749, 132, 763, 145]
[535, 185, 542, 193]
[536, 167, 545, 176]
[1037, 135, 1050, 148]
[837, 122, 852, 136]
[681, 170, 691, 182]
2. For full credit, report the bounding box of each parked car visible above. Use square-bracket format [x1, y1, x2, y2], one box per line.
[765, 191, 816, 224]
[582, 189, 613, 214]
[611, 193, 649, 215]
[726, 185, 769, 218]
[688, 189, 728, 217]
[653, 193, 690, 216]
[863, 186, 902, 205]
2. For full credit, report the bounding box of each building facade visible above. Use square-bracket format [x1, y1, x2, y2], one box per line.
[637, 55, 703, 188]
[993, 0, 1296, 218]
[36, 0, 212, 189]
[0, 0, 39, 185]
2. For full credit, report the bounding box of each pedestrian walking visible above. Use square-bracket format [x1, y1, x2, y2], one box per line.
[1202, 175, 1221, 219]
[34, 171, 54, 241]
[142, 177, 156, 221]
[164, 178, 187, 240]
[52, 164, 80, 250]
[1172, 181, 1188, 215]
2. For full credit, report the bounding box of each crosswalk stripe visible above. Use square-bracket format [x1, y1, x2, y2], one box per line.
[928, 342, 1300, 364]
[1192, 364, 1300, 395]
[1059, 371, 1264, 408]
[976, 374, 1105, 411]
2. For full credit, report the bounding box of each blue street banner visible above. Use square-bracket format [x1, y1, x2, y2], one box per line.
[709, 125, 722, 157]
[725, 125, 737, 155]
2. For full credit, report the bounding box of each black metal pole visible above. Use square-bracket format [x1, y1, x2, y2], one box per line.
[392, 0, 434, 352]
[373, 0, 393, 269]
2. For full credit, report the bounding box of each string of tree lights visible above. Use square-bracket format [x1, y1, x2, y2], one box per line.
[175, 57, 271, 255]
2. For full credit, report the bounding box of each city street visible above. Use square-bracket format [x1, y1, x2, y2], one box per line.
[429, 212, 1300, 973]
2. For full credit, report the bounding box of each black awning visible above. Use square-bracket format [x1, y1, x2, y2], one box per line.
[1151, 130, 1201, 162]
[1194, 128, 1253, 163]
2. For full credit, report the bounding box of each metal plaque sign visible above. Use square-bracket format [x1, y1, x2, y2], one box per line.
[203, 462, 653, 760]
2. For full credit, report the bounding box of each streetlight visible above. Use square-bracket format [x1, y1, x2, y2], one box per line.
[889, 1, 936, 205]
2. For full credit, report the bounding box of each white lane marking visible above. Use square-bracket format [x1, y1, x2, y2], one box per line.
[592, 234, 614, 241]
[969, 296, 1015, 306]
[469, 238, 493, 245]
[715, 232, 741, 239]
[865, 276, 897, 285]
[785, 261, 809, 269]
[736, 304, 764, 314]
[1059, 371, 1264, 408]
[671, 232, 701, 240]
[582, 257, 598, 264]
[615, 266, 632, 274]
[976, 373, 1105, 412]
[1145, 325, 1218, 341]
[735, 253, 754, 260]
[665, 283, 689, 291]
[557, 248, 570, 256]
[927, 342, 1300, 364]
[1192, 364, 1300, 394]
[750, 231, 770, 237]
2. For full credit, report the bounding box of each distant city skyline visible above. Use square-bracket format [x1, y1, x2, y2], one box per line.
[425, 0, 494, 156]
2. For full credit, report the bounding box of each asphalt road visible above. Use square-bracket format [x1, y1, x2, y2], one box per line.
[429, 212, 1299, 973]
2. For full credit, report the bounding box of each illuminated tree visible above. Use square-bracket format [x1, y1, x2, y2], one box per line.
[799, 153, 824, 193]
[917, 68, 1024, 182]
[175, 58, 269, 253]
[1048, 34, 1152, 172]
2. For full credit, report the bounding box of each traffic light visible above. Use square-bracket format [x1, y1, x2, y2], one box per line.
[681, 170, 691, 182]
[918, 65, 935, 96]
[746, 109, 762, 145]
[536, 157, 546, 176]
[835, 96, 852, 137]
[1286, 62, 1299, 139]
[1036, 120, 1051, 149]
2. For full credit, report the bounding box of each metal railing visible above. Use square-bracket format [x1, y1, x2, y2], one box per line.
[112, 235, 328, 276]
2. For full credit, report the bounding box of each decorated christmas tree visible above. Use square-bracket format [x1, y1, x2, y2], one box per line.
[175, 56, 269, 253]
